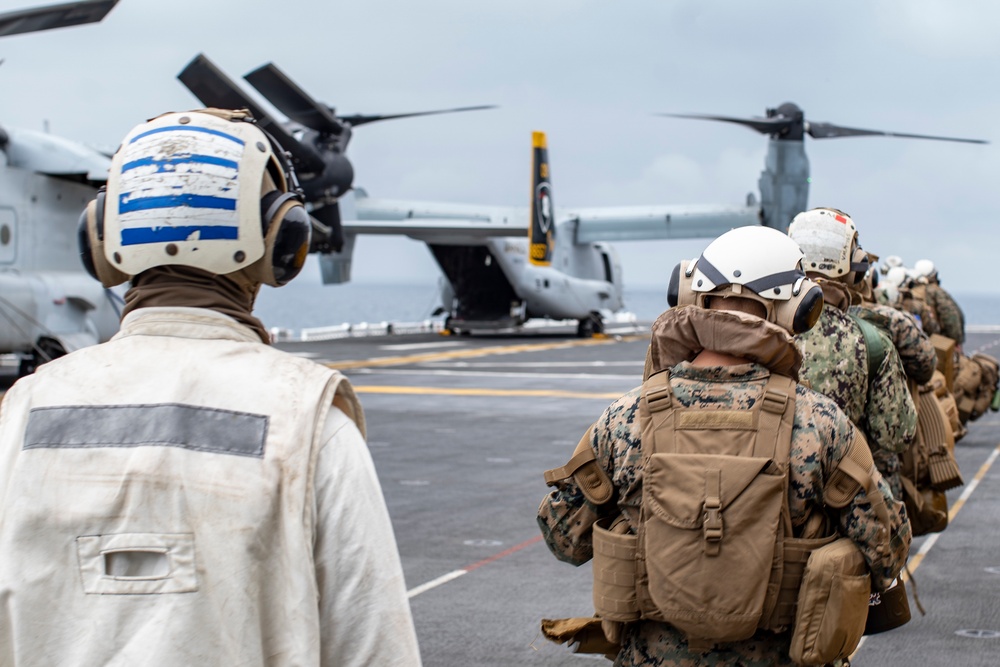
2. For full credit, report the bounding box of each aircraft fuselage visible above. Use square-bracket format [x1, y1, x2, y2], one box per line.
[0, 150, 120, 363]
[429, 233, 623, 329]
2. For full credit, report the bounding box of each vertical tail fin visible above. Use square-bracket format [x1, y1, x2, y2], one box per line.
[529, 131, 554, 266]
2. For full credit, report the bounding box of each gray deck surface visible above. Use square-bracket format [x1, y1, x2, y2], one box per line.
[272, 327, 1000, 666]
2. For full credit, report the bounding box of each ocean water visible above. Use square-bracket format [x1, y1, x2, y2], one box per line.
[253, 282, 1000, 332]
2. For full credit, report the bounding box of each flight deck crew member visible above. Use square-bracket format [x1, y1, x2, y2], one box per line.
[538, 226, 910, 666]
[884, 264, 942, 336]
[0, 110, 421, 666]
[853, 285, 938, 387]
[788, 208, 917, 497]
[913, 258, 966, 348]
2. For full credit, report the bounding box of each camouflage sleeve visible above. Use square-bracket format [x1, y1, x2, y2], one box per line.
[837, 466, 912, 591]
[799, 389, 911, 590]
[537, 423, 611, 567]
[817, 406, 912, 591]
[932, 289, 966, 344]
[890, 312, 938, 385]
[919, 303, 941, 336]
[864, 346, 917, 454]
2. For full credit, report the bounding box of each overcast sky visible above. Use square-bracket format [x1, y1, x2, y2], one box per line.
[1, 0, 996, 294]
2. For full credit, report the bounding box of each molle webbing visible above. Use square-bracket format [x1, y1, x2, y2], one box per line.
[633, 371, 797, 639]
[543, 429, 614, 506]
[641, 371, 793, 459]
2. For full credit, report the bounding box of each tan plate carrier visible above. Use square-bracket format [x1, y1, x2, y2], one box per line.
[545, 371, 890, 665]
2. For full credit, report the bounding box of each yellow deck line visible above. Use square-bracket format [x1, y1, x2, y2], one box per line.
[354, 385, 622, 399]
[326, 334, 646, 370]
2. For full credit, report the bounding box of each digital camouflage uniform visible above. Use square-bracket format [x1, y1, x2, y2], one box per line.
[538, 361, 911, 667]
[796, 291, 917, 474]
[924, 282, 965, 344]
[850, 303, 937, 386]
[847, 302, 934, 497]
[901, 284, 941, 336]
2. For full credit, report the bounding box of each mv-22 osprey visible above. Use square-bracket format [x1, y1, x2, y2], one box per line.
[346, 105, 985, 336]
[0, 0, 121, 375]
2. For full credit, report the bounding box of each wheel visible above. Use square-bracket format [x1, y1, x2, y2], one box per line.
[576, 313, 603, 338]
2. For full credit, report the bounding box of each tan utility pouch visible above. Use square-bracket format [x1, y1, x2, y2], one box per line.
[931, 334, 956, 390]
[955, 354, 982, 422]
[791, 429, 895, 664]
[789, 537, 870, 666]
[901, 476, 948, 536]
[644, 451, 786, 642]
[972, 353, 1000, 418]
[592, 517, 640, 622]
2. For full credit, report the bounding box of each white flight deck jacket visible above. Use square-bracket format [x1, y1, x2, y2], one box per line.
[0, 307, 421, 666]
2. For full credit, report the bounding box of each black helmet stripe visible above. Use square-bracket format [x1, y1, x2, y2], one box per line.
[743, 269, 806, 294]
[698, 256, 804, 296]
[694, 256, 729, 287]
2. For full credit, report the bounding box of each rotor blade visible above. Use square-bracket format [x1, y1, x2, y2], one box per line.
[340, 105, 498, 127]
[0, 0, 117, 37]
[656, 112, 790, 136]
[806, 121, 988, 144]
[177, 54, 326, 173]
[244, 63, 344, 136]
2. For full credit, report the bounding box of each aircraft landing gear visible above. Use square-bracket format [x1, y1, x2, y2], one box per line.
[576, 313, 604, 338]
[442, 316, 470, 337]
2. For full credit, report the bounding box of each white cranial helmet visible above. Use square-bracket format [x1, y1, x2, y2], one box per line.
[881, 255, 904, 275]
[787, 207, 869, 284]
[875, 282, 900, 307]
[667, 225, 824, 334]
[913, 259, 937, 280]
[80, 109, 312, 288]
[884, 266, 910, 288]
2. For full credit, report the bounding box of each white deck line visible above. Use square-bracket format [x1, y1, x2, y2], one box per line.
[407, 569, 467, 599]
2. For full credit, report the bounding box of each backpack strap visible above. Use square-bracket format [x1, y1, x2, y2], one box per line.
[824, 429, 891, 555]
[754, 373, 797, 462]
[850, 313, 890, 391]
[544, 428, 615, 506]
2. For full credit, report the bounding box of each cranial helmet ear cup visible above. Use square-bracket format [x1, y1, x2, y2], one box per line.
[667, 260, 697, 308]
[667, 263, 681, 307]
[78, 191, 129, 288]
[246, 191, 311, 287]
[789, 284, 825, 334]
[77, 203, 99, 282]
[849, 245, 870, 286]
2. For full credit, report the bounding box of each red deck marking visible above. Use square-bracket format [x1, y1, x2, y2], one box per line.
[463, 534, 543, 572]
